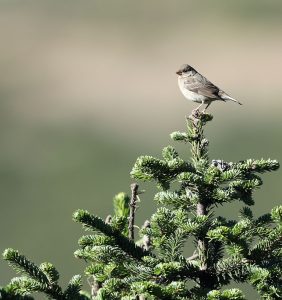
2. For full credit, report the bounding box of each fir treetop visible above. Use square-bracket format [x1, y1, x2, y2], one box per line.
[1, 110, 281, 300]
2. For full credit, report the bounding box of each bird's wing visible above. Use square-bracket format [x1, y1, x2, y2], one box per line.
[183, 74, 220, 99]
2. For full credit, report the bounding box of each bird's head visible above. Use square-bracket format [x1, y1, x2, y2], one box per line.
[176, 64, 195, 76]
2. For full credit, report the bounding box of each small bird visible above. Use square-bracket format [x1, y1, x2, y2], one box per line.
[176, 64, 242, 111]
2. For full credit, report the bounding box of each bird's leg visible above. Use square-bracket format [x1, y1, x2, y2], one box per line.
[202, 102, 211, 113]
[195, 101, 204, 111]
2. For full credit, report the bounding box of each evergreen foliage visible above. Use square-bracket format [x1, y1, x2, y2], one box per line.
[1, 249, 89, 300]
[1, 110, 281, 299]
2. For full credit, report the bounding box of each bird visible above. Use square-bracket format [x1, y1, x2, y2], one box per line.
[176, 64, 242, 111]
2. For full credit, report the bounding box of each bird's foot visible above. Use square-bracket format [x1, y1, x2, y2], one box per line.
[191, 108, 201, 118]
[189, 109, 213, 123]
[192, 108, 208, 117]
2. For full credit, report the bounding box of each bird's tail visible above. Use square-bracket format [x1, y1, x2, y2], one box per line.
[220, 92, 242, 105]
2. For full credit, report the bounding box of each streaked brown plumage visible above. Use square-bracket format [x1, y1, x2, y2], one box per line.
[176, 64, 242, 111]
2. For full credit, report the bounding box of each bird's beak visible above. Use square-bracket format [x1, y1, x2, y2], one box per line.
[176, 70, 182, 75]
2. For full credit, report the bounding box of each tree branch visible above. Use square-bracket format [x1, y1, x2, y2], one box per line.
[128, 183, 139, 241]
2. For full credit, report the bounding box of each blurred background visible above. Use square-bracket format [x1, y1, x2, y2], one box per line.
[0, 0, 282, 298]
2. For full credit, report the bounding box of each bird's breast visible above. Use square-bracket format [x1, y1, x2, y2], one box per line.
[178, 77, 207, 103]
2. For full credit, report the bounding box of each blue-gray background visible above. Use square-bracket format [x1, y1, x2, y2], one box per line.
[0, 1, 281, 298]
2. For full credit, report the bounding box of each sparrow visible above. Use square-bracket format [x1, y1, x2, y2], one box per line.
[176, 64, 242, 111]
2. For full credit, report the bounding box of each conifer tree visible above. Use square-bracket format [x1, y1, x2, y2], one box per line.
[1, 110, 281, 299]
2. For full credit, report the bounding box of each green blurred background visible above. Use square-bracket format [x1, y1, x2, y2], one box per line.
[0, 0, 282, 298]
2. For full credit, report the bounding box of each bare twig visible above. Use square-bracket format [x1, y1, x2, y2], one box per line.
[128, 183, 139, 241]
[197, 202, 207, 216]
[187, 251, 199, 261]
[142, 220, 151, 251]
[105, 214, 112, 224]
[87, 276, 101, 299]
[197, 203, 208, 273]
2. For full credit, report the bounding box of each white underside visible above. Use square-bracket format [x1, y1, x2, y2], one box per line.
[178, 77, 209, 104]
